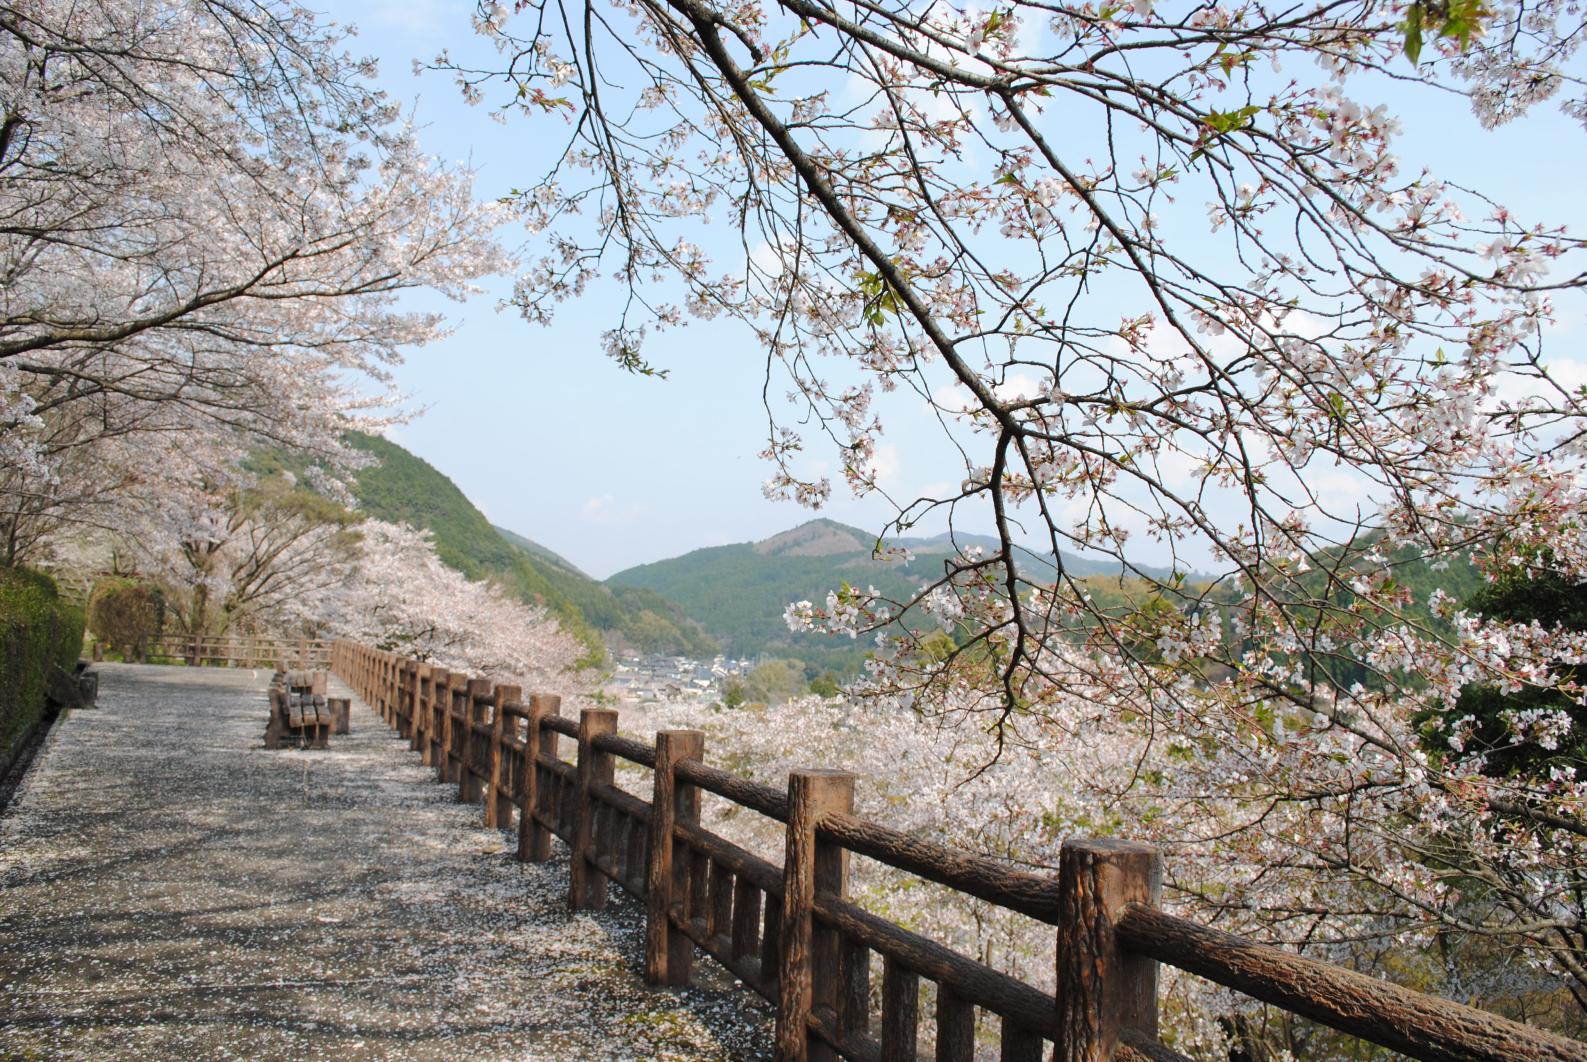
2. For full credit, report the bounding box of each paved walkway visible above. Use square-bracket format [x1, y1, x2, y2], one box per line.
[0, 664, 769, 1060]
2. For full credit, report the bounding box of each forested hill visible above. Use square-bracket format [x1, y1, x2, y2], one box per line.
[606, 518, 1489, 676]
[345, 433, 714, 660]
[603, 518, 1155, 673]
[605, 520, 890, 674]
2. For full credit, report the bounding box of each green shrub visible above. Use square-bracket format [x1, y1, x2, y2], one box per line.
[1418, 569, 1587, 779]
[742, 658, 808, 705]
[87, 577, 165, 660]
[1, 567, 87, 772]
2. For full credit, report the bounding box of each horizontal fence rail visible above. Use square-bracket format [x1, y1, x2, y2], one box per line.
[145, 636, 331, 670]
[329, 640, 1587, 1062]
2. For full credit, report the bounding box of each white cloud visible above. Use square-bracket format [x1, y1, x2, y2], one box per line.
[869, 443, 901, 490]
[581, 494, 651, 525]
[995, 371, 1043, 402]
[928, 372, 1042, 413]
[1483, 356, 1587, 411]
[748, 240, 786, 279]
[931, 381, 974, 414]
[1300, 467, 1379, 518]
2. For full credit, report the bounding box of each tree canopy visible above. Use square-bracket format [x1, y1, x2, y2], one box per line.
[0, 0, 504, 561]
[452, 0, 1587, 1028]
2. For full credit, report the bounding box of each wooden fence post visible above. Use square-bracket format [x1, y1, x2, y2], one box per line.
[381, 656, 391, 722]
[520, 694, 561, 861]
[390, 661, 402, 730]
[380, 657, 393, 723]
[461, 678, 492, 803]
[418, 663, 438, 761]
[396, 661, 409, 735]
[516, 694, 546, 861]
[395, 657, 404, 722]
[880, 956, 919, 1062]
[646, 729, 704, 985]
[379, 655, 389, 721]
[407, 662, 420, 737]
[446, 673, 466, 785]
[425, 667, 446, 778]
[485, 685, 519, 828]
[569, 707, 618, 911]
[412, 664, 430, 754]
[429, 667, 443, 762]
[777, 769, 855, 1062]
[426, 666, 441, 762]
[1055, 838, 1162, 1062]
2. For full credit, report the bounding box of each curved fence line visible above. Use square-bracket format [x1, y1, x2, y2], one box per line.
[330, 640, 1587, 1062]
[140, 635, 331, 670]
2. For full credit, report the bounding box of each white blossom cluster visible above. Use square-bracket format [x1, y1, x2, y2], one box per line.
[1, 0, 507, 565]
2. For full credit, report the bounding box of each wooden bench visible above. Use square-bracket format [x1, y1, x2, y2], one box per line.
[47, 661, 99, 710]
[264, 670, 346, 748]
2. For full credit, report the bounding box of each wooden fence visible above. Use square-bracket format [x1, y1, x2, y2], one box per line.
[145, 635, 330, 670]
[330, 640, 1587, 1062]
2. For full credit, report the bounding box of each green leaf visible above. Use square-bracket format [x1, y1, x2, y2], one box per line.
[1202, 105, 1261, 136]
[1438, 0, 1487, 51]
[856, 268, 905, 326]
[1402, 2, 1425, 65]
[1401, 0, 1489, 64]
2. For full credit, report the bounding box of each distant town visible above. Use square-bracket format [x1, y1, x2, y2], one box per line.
[603, 653, 756, 704]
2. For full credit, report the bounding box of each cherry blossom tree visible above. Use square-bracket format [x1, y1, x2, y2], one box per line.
[62, 435, 586, 687]
[0, 0, 507, 561]
[311, 518, 588, 691]
[110, 439, 362, 637]
[452, 0, 1587, 1033]
[645, 691, 1276, 1055]
[0, 414, 142, 564]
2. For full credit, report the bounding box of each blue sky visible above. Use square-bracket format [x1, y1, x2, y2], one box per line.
[340, 0, 973, 577]
[335, 0, 1587, 579]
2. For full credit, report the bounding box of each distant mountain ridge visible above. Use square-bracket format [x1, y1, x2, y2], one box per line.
[751, 521, 868, 557]
[336, 436, 1478, 681]
[606, 517, 1481, 677]
[493, 524, 588, 577]
[751, 518, 1187, 579]
[345, 433, 714, 661]
[605, 518, 1183, 673]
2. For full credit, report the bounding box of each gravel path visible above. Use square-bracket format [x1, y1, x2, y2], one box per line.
[0, 664, 772, 1060]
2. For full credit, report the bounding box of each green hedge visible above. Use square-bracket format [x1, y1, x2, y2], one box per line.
[87, 576, 164, 660]
[1, 567, 86, 772]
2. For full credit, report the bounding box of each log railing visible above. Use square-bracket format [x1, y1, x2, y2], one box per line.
[330, 640, 1587, 1062]
[146, 635, 330, 669]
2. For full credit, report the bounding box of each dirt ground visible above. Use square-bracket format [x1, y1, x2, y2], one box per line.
[0, 664, 771, 1060]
